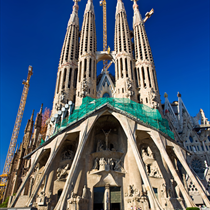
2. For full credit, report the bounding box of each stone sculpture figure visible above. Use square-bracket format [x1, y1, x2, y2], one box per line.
[80, 78, 88, 98]
[57, 164, 69, 181]
[102, 129, 111, 150]
[82, 185, 87, 198]
[109, 158, 115, 170]
[96, 139, 104, 152]
[93, 157, 99, 170]
[99, 158, 106, 170]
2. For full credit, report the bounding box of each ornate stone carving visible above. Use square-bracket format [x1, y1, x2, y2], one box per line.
[61, 149, 74, 161]
[82, 185, 87, 199]
[150, 88, 159, 109]
[56, 164, 69, 181]
[80, 78, 88, 98]
[92, 157, 125, 173]
[126, 78, 134, 98]
[37, 191, 45, 206]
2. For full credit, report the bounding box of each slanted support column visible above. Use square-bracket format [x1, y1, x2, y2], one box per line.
[173, 144, 210, 207]
[149, 131, 195, 207]
[112, 113, 163, 210]
[54, 115, 98, 210]
[25, 133, 66, 207]
[9, 148, 44, 207]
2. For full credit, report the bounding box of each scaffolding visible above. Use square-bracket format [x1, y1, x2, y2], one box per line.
[54, 97, 174, 140]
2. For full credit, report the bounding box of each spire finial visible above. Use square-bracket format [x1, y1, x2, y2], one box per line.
[39, 103, 43, 114]
[31, 109, 34, 121]
[73, 0, 80, 11]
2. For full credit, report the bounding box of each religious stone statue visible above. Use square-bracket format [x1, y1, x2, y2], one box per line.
[82, 185, 87, 198]
[102, 129, 111, 150]
[109, 158, 115, 170]
[96, 139, 104, 152]
[99, 158, 106, 170]
[56, 164, 69, 181]
[93, 157, 99, 170]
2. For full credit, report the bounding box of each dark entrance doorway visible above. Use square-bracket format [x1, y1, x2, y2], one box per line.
[110, 187, 121, 210]
[94, 187, 105, 210]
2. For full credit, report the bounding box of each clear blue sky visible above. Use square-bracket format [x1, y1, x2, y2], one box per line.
[0, 0, 209, 173]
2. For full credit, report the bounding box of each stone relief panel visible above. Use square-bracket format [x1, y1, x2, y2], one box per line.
[125, 184, 149, 210]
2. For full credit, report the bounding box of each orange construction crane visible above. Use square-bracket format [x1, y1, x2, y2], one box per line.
[0, 66, 33, 202]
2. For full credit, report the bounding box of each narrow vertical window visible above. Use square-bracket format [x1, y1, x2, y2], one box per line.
[116, 60, 119, 80]
[84, 59, 87, 78]
[130, 61, 133, 80]
[120, 58, 123, 78]
[62, 68, 67, 89]
[57, 71, 61, 94]
[125, 58, 128, 77]
[68, 68, 72, 88]
[74, 68, 78, 88]
[134, 68, 138, 87]
[89, 58, 92, 77]
[142, 67, 145, 87]
[152, 70, 157, 90]
[93, 60, 96, 79]
[147, 67, 151, 87]
[79, 62, 82, 82]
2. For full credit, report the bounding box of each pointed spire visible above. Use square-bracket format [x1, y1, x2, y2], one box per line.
[132, 0, 143, 27]
[39, 103, 43, 114]
[68, 0, 80, 27]
[85, 0, 95, 14]
[30, 109, 34, 121]
[116, 0, 126, 17]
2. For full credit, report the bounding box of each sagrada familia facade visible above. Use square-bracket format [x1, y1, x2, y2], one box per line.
[3, 0, 210, 209]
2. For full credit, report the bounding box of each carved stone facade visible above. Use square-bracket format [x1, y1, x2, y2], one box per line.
[4, 0, 210, 209]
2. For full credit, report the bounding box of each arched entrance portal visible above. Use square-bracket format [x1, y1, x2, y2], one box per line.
[93, 186, 121, 210]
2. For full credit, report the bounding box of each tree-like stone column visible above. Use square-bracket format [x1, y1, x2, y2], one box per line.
[149, 131, 195, 207]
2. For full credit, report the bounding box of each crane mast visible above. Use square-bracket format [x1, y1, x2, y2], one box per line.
[0, 66, 33, 202]
[100, 0, 108, 70]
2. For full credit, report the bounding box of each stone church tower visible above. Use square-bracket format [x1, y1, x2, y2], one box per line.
[76, 0, 97, 106]
[132, 0, 160, 109]
[5, 0, 210, 209]
[114, 0, 137, 101]
[52, 0, 80, 116]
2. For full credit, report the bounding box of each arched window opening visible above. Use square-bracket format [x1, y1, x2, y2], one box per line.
[116, 60, 119, 80]
[125, 58, 128, 77]
[79, 62, 82, 82]
[147, 67, 151, 87]
[189, 136, 193, 143]
[62, 68, 67, 89]
[103, 93, 110, 98]
[142, 67, 146, 87]
[130, 61, 133, 80]
[152, 70, 157, 90]
[146, 98, 148, 103]
[73, 68, 78, 88]
[120, 58, 123, 78]
[89, 58, 92, 77]
[84, 59, 87, 78]
[68, 68, 72, 88]
[134, 68, 138, 87]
